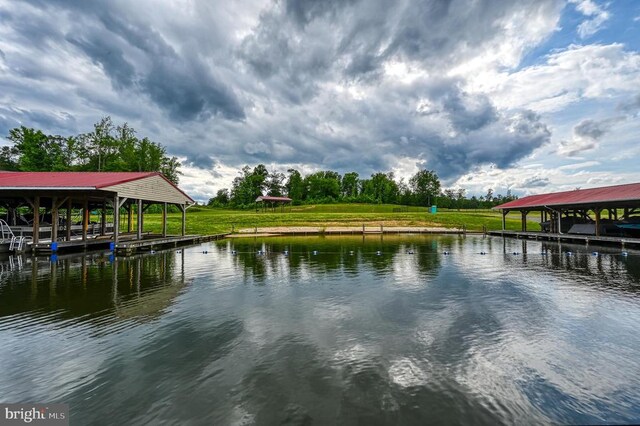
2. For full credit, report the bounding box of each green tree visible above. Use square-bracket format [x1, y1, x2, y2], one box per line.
[341, 172, 359, 198]
[0, 145, 19, 170]
[266, 170, 285, 196]
[8, 127, 68, 171]
[304, 171, 341, 201]
[285, 169, 305, 201]
[361, 172, 399, 203]
[208, 188, 230, 207]
[230, 164, 270, 206]
[409, 169, 441, 206]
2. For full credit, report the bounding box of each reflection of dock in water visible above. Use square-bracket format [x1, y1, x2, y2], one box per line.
[490, 230, 640, 248]
[0, 249, 189, 329]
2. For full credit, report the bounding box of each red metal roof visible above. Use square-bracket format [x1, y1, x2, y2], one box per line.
[256, 196, 292, 202]
[0, 171, 156, 188]
[0, 171, 194, 203]
[495, 182, 640, 210]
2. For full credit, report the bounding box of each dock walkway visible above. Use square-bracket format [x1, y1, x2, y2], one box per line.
[232, 226, 466, 237]
[489, 230, 640, 248]
[30, 233, 227, 255]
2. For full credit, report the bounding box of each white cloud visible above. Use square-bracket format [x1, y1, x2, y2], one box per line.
[453, 163, 640, 198]
[481, 44, 640, 113]
[569, 0, 610, 38]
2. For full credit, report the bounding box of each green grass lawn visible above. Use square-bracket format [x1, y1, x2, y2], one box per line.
[138, 204, 539, 236]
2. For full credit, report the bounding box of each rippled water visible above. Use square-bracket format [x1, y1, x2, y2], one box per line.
[1, 235, 640, 425]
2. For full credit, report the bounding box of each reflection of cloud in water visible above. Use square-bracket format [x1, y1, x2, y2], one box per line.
[388, 357, 431, 388]
[312, 301, 352, 322]
[332, 343, 378, 366]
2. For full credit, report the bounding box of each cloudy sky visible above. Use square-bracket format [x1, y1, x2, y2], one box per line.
[0, 0, 639, 201]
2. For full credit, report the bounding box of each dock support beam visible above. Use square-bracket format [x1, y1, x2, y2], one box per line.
[181, 204, 186, 236]
[113, 195, 120, 244]
[557, 209, 563, 234]
[32, 196, 40, 244]
[595, 208, 601, 237]
[66, 199, 72, 241]
[127, 203, 133, 233]
[137, 199, 143, 241]
[162, 202, 167, 237]
[101, 201, 106, 236]
[502, 210, 507, 231]
[82, 199, 89, 241]
[51, 197, 58, 243]
[521, 211, 528, 232]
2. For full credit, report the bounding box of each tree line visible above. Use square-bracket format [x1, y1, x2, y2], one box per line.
[0, 117, 181, 183]
[208, 164, 517, 209]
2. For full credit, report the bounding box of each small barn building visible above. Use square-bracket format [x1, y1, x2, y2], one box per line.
[255, 195, 292, 212]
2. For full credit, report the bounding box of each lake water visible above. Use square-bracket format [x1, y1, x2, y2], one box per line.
[1, 235, 640, 425]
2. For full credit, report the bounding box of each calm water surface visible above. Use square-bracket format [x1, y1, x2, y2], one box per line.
[1, 235, 640, 425]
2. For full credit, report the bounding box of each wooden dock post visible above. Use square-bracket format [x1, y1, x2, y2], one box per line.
[32, 196, 40, 244]
[137, 199, 143, 240]
[181, 204, 186, 236]
[127, 202, 133, 233]
[66, 198, 72, 241]
[162, 202, 167, 237]
[101, 201, 106, 235]
[51, 197, 58, 244]
[82, 198, 88, 241]
[113, 195, 120, 244]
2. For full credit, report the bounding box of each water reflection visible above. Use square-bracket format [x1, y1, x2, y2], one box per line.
[224, 235, 444, 283]
[0, 250, 189, 331]
[0, 236, 639, 425]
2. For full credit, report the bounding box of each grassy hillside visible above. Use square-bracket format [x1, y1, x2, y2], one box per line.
[139, 204, 539, 236]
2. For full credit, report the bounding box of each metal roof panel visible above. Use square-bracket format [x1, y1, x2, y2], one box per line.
[495, 182, 640, 210]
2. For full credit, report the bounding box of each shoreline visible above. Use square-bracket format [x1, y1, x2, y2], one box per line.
[227, 225, 478, 238]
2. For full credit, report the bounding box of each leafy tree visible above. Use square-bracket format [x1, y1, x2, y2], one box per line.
[0, 145, 19, 170]
[304, 171, 341, 201]
[285, 168, 305, 201]
[361, 172, 398, 203]
[208, 189, 230, 207]
[4, 117, 182, 182]
[229, 164, 271, 206]
[8, 127, 65, 171]
[341, 172, 359, 198]
[266, 170, 285, 196]
[409, 169, 441, 206]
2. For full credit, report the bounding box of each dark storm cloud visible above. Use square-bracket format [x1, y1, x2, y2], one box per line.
[521, 176, 550, 188]
[0, 107, 77, 138]
[618, 93, 640, 113]
[284, 0, 360, 27]
[418, 110, 551, 180]
[558, 116, 624, 156]
[436, 88, 498, 133]
[574, 118, 611, 140]
[67, 34, 136, 90]
[2, 0, 565, 187]
[21, 0, 245, 122]
[178, 152, 216, 170]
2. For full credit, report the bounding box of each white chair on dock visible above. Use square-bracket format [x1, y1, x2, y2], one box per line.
[1, 219, 29, 252]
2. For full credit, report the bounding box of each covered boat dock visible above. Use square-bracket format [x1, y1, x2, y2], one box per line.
[0, 172, 198, 254]
[491, 182, 640, 247]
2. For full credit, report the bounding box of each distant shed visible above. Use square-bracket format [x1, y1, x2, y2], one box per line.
[0, 171, 194, 245]
[255, 195, 292, 212]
